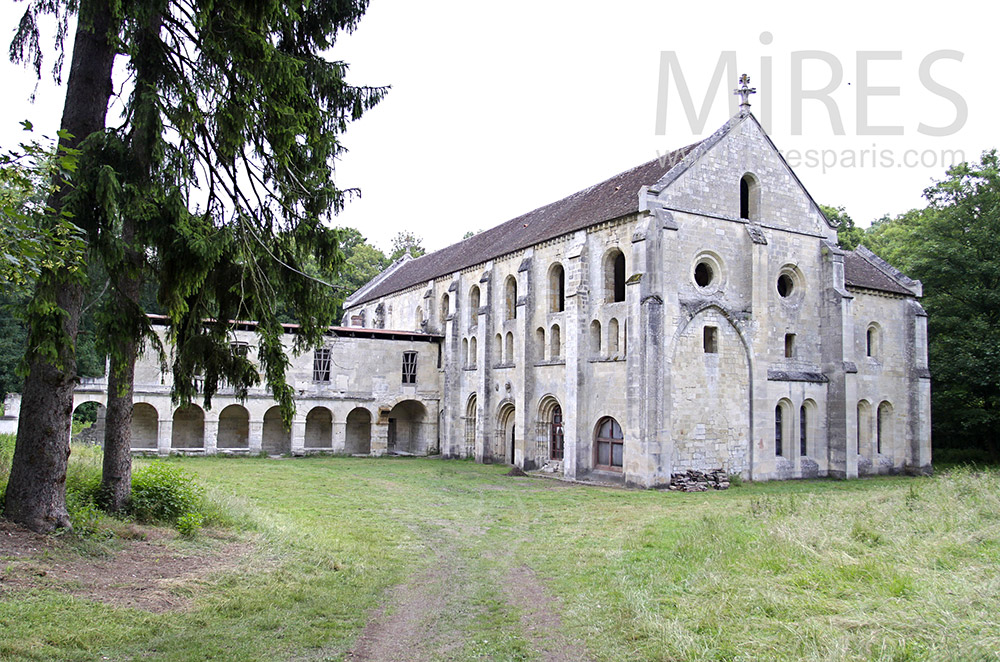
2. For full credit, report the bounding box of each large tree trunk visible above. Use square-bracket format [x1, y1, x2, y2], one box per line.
[99, 262, 140, 513]
[98, 13, 161, 514]
[3, 0, 118, 532]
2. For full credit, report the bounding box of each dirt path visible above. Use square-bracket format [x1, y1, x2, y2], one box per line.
[344, 517, 590, 662]
[502, 565, 592, 662]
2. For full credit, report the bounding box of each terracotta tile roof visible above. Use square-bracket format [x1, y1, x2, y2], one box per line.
[348, 143, 701, 306]
[843, 249, 914, 296]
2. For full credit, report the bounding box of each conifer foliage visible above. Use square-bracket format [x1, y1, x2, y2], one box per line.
[4, 0, 384, 528]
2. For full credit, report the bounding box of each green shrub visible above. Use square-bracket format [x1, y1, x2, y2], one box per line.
[176, 511, 204, 537]
[130, 461, 204, 524]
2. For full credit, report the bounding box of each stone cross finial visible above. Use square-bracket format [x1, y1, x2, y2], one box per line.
[734, 73, 756, 115]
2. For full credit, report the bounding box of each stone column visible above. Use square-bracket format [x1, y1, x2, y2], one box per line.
[204, 416, 219, 455]
[157, 418, 172, 455]
[475, 265, 494, 463]
[291, 417, 306, 455]
[514, 251, 533, 469]
[248, 419, 263, 454]
[371, 417, 389, 456]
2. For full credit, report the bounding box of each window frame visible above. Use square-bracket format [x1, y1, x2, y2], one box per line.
[313, 347, 332, 383]
[401, 351, 418, 385]
[594, 416, 624, 471]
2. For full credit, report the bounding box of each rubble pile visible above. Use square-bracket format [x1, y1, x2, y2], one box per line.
[668, 469, 730, 491]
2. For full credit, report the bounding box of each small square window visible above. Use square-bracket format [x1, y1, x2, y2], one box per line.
[704, 326, 718, 353]
[785, 333, 795, 358]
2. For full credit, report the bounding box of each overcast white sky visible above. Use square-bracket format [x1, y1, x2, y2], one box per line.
[2, 0, 994, 254]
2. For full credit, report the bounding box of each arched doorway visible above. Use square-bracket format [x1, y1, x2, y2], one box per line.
[345, 407, 372, 454]
[172, 404, 205, 449]
[305, 407, 333, 449]
[387, 400, 427, 454]
[495, 402, 516, 465]
[262, 406, 291, 455]
[217, 404, 249, 449]
[131, 403, 158, 449]
[536, 396, 563, 468]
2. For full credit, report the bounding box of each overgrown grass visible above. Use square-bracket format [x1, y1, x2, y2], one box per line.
[2, 446, 1000, 660]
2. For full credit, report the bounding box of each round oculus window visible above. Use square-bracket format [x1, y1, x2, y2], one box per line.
[694, 262, 714, 288]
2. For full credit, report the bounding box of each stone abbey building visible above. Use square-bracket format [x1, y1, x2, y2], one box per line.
[56, 105, 932, 484]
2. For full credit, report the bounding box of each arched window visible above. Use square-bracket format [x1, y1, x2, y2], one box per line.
[469, 285, 481, 323]
[550, 324, 561, 360]
[465, 394, 478, 454]
[494, 334, 503, 364]
[590, 319, 602, 355]
[469, 336, 477, 368]
[535, 327, 546, 361]
[415, 305, 423, 331]
[605, 250, 626, 303]
[774, 404, 784, 457]
[740, 173, 760, 220]
[799, 404, 808, 456]
[505, 332, 514, 364]
[857, 400, 872, 455]
[440, 293, 450, 327]
[462, 338, 469, 367]
[505, 276, 517, 320]
[877, 401, 892, 455]
[775, 400, 792, 458]
[608, 318, 620, 354]
[549, 263, 565, 312]
[866, 324, 881, 358]
[550, 405, 564, 460]
[595, 417, 624, 470]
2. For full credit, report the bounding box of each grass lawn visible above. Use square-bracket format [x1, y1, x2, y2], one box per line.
[2, 456, 999, 661]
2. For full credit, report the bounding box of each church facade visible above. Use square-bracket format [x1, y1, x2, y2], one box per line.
[341, 109, 932, 484]
[51, 106, 931, 484]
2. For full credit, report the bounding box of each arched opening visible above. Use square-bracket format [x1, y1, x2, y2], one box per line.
[774, 402, 790, 458]
[549, 263, 565, 312]
[505, 332, 514, 364]
[469, 336, 477, 368]
[857, 400, 873, 456]
[171, 404, 205, 449]
[439, 293, 450, 328]
[464, 394, 478, 457]
[305, 407, 333, 448]
[495, 402, 516, 464]
[799, 401, 812, 457]
[504, 276, 517, 320]
[537, 397, 564, 464]
[463, 338, 470, 367]
[414, 305, 423, 331]
[740, 173, 760, 220]
[494, 334, 503, 364]
[345, 407, 372, 454]
[608, 318, 620, 354]
[217, 404, 249, 449]
[594, 416, 623, 471]
[535, 327, 546, 361]
[866, 323, 881, 358]
[72, 401, 106, 444]
[262, 406, 291, 455]
[131, 403, 158, 449]
[387, 399, 428, 454]
[550, 324, 561, 360]
[877, 401, 892, 455]
[590, 319, 602, 355]
[605, 249, 626, 302]
[469, 285, 481, 323]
